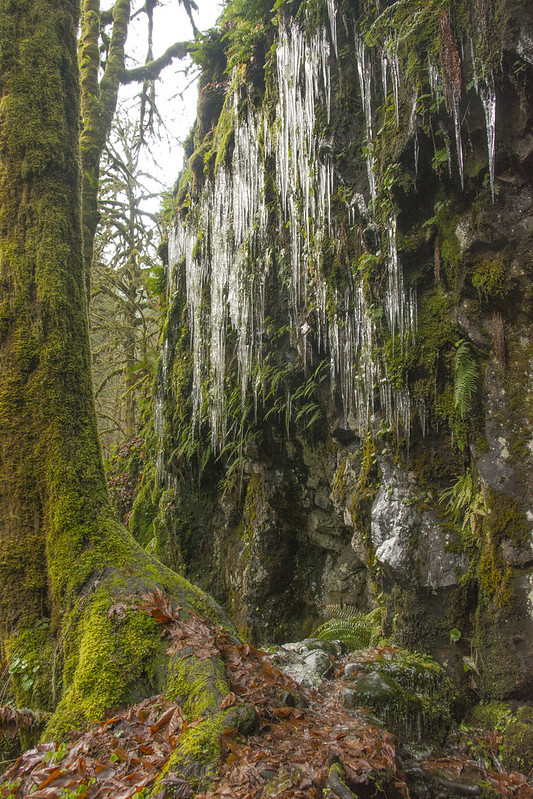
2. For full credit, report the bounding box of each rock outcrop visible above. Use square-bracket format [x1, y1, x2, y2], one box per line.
[133, 0, 533, 711]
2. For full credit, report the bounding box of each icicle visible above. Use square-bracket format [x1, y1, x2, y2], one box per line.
[409, 94, 419, 177]
[354, 31, 376, 208]
[163, 11, 418, 456]
[380, 48, 388, 102]
[276, 18, 333, 333]
[428, 58, 441, 110]
[388, 42, 400, 126]
[479, 80, 496, 201]
[327, 0, 338, 59]
[452, 89, 464, 188]
[470, 38, 479, 92]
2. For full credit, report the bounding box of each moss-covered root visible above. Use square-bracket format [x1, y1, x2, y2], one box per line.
[38, 541, 239, 741]
[328, 761, 359, 799]
[157, 705, 257, 793]
[158, 649, 257, 791]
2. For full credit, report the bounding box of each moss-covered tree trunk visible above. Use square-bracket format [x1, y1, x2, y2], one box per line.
[0, 0, 249, 778]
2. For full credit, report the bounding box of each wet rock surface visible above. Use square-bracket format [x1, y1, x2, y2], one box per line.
[342, 647, 457, 744]
[370, 463, 467, 589]
[271, 638, 337, 687]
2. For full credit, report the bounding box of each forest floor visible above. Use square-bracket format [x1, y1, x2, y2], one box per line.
[1, 592, 531, 799]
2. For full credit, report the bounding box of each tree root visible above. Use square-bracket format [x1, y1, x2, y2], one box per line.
[328, 761, 360, 799]
[404, 766, 482, 796]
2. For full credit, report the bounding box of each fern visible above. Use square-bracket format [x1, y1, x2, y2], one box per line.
[439, 470, 486, 538]
[454, 339, 478, 419]
[313, 607, 383, 650]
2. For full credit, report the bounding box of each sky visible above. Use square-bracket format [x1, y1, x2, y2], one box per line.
[119, 0, 225, 200]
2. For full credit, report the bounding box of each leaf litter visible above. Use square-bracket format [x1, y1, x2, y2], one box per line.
[1, 591, 531, 798]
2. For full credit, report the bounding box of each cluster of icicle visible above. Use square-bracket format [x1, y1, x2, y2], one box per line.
[164, 0, 496, 457]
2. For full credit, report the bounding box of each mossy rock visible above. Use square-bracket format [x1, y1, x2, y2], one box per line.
[466, 700, 513, 731]
[500, 707, 533, 775]
[343, 649, 458, 743]
[466, 701, 533, 776]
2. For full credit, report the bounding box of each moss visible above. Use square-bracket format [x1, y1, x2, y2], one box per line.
[44, 588, 166, 740]
[166, 651, 228, 720]
[500, 707, 533, 774]
[345, 647, 458, 742]
[157, 704, 256, 791]
[472, 607, 522, 700]
[387, 585, 449, 654]
[129, 467, 158, 547]
[346, 434, 380, 536]
[470, 489, 528, 608]
[467, 700, 513, 730]
[472, 256, 508, 303]
[176, 165, 192, 209]
[5, 625, 55, 714]
[189, 136, 215, 194]
[415, 286, 456, 374]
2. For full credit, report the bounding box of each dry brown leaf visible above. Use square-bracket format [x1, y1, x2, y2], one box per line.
[221, 692, 238, 710]
[107, 602, 130, 620]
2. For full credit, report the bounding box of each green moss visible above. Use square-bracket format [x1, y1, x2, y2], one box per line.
[5, 624, 54, 714]
[467, 700, 513, 731]
[176, 165, 192, 209]
[473, 607, 522, 700]
[472, 256, 508, 303]
[189, 136, 215, 193]
[129, 467, 158, 547]
[345, 647, 457, 742]
[346, 433, 380, 535]
[45, 589, 166, 740]
[467, 489, 528, 608]
[415, 286, 456, 374]
[500, 707, 533, 774]
[166, 651, 228, 720]
[158, 704, 256, 791]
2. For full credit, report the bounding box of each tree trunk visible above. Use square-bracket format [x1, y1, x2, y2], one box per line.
[0, 0, 250, 783]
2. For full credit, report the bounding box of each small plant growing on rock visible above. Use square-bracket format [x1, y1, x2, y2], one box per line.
[313, 605, 383, 650]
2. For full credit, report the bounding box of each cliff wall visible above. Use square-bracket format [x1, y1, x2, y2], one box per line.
[133, 0, 533, 702]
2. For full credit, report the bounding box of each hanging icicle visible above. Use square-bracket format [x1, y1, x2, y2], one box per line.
[479, 79, 497, 201]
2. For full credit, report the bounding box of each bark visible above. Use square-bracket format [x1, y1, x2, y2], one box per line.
[0, 0, 250, 784]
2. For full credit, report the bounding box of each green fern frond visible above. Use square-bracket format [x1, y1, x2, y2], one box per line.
[454, 339, 478, 419]
[314, 607, 383, 650]
[322, 604, 363, 621]
[439, 469, 487, 537]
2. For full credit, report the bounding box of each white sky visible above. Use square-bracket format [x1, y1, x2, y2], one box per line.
[119, 0, 224, 200]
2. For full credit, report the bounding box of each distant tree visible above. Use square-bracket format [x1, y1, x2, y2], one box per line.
[78, 0, 193, 291]
[91, 114, 161, 453]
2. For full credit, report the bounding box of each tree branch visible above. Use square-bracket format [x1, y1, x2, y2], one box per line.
[121, 41, 190, 84]
[181, 0, 200, 37]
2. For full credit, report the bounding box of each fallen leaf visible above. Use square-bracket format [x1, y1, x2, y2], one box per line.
[221, 692, 238, 710]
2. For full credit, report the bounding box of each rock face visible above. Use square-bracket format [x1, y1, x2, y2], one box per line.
[370, 461, 468, 588]
[133, 0, 533, 702]
[342, 648, 457, 743]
